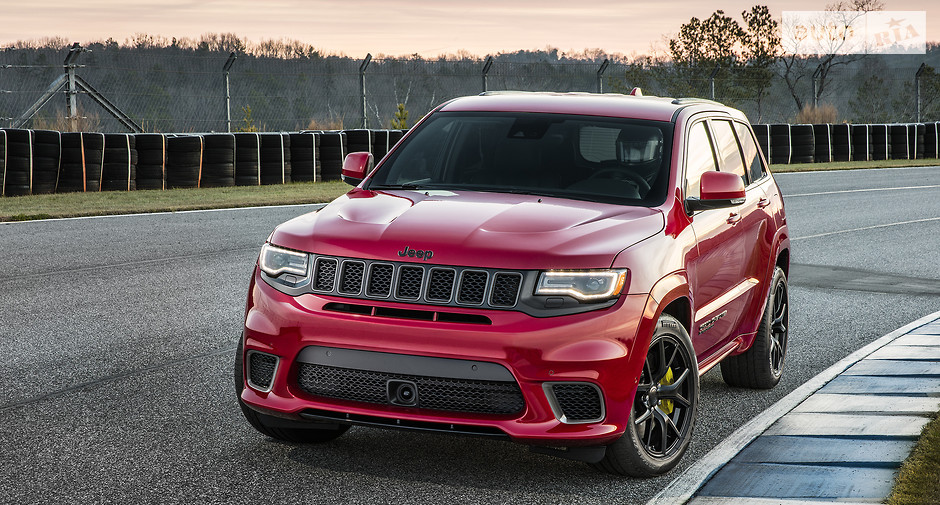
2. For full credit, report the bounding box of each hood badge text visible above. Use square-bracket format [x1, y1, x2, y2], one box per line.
[398, 246, 434, 261]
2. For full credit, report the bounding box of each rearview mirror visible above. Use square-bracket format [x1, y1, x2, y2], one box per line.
[686, 171, 746, 212]
[342, 152, 374, 186]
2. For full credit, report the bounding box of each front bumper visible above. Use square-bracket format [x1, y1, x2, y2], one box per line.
[241, 268, 653, 446]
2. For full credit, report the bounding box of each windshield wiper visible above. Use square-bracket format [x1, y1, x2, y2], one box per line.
[368, 183, 428, 190]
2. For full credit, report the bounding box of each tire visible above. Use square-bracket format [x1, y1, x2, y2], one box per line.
[234, 337, 350, 443]
[593, 314, 699, 477]
[721, 267, 789, 389]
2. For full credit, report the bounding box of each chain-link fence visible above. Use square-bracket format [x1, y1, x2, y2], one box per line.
[1, 44, 937, 133]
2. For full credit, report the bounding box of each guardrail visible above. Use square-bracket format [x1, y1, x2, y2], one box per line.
[0, 124, 936, 197]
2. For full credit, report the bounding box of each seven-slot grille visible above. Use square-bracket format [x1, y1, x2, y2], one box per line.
[308, 255, 525, 309]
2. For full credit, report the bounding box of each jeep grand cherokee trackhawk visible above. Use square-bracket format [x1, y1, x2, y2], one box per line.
[236, 91, 789, 477]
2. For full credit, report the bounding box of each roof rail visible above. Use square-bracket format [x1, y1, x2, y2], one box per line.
[671, 97, 723, 106]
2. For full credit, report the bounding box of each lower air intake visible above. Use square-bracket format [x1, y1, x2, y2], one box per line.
[247, 351, 278, 392]
[547, 382, 605, 424]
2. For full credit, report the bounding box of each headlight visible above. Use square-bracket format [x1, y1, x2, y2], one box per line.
[535, 269, 628, 301]
[259, 243, 309, 277]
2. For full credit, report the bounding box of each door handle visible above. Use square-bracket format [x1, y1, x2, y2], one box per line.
[727, 213, 742, 225]
[757, 198, 771, 208]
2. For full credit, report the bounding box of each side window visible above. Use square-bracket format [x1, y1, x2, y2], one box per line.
[733, 121, 766, 184]
[710, 120, 747, 183]
[685, 121, 718, 199]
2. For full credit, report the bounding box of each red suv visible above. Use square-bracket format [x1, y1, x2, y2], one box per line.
[236, 92, 789, 477]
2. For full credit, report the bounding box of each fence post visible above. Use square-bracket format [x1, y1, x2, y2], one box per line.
[812, 64, 822, 108]
[709, 64, 720, 100]
[359, 53, 372, 129]
[223, 52, 237, 133]
[915, 63, 926, 123]
[596, 59, 609, 93]
[64, 43, 84, 132]
[482, 56, 493, 93]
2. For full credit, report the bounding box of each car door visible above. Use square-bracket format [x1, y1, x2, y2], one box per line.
[685, 119, 760, 357]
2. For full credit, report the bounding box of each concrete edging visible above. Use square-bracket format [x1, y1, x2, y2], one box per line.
[646, 308, 940, 505]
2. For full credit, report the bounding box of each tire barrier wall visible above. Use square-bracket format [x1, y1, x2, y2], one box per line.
[1, 124, 936, 197]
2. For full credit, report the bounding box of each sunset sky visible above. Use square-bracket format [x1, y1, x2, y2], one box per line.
[2, 0, 934, 57]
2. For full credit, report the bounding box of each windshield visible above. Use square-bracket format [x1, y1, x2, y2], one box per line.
[367, 111, 673, 206]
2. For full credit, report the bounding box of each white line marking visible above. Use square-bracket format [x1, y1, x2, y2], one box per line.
[787, 184, 940, 197]
[0, 203, 327, 225]
[646, 309, 940, 505]
[793, 216, 940, 241]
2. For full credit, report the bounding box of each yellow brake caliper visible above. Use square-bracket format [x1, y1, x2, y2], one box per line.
[659, 367, 675, 415]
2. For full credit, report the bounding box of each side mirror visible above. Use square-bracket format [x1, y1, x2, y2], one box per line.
[686, 171, 746, 212]
[341, 152, 374, 186]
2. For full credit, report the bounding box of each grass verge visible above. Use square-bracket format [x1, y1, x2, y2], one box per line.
[887, 412, 940, 505]
[770, 158, 940, 172]
[0, 181, 350, 222]
[1, 159, 938, 222]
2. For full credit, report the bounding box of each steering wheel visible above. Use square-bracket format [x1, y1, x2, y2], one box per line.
[589, 166, 651, 194]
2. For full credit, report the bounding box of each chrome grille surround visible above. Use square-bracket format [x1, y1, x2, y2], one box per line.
[303, 255, 528, 310]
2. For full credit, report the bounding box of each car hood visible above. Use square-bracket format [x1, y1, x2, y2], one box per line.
[269, 189, 664, 269]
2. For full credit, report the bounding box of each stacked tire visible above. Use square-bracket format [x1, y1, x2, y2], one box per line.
[908, 124, 925, 160]
[31, 130, 61, 195]
[850, 125, 872, 162]
[812, 124, 831, 163]
[290, 132, 319, 182]
[259, 133, 291, 185]
[870, 125, 890, 160]
[925, 123, 940, 159]
[166, 135, 203, 189]
[768, 124, 791, 164]
[889, 125, 909, 159]
[388, 130, 405, 150]
[201, 134, 236, 188]
[135, 134, 166, 190]
[752, 125, 771, 163]
[345, 129, 373, 157]
[372, 130, 390, 161]
[234, 133, 261, 186]
[0, 130, 5, 196]
[102, 134, 137, 191]
[318, 131, 346, 180]
[83, 133, 105, 191]
[830, 124, 851, 162]
[3, 129, 33, 196]
[58, 132, 86, 193]
[789, 125, 814, 164]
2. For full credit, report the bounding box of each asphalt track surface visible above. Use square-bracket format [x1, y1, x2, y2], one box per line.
[2, 166, 939, 504]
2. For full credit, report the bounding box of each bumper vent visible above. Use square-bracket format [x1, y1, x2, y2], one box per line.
[247, 351, 278, 392]
[297, 363, 525, 415]
[306, 255, 527, 311]
[545, 382, 605, 424]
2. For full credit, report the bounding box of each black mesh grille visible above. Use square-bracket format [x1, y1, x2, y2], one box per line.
[367, 264, 393, 297]
[458, 271, 488, 304]
[314, 258, 337, 291]
[339, 261, 365, 294]
[248, 352, 277, 390]
[552, 383, 603, 422]
[426, 269, 456, 302]
[491, 273, 522, 307]
[397, 266, 423, 299]
[297, 363, 525, 415]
